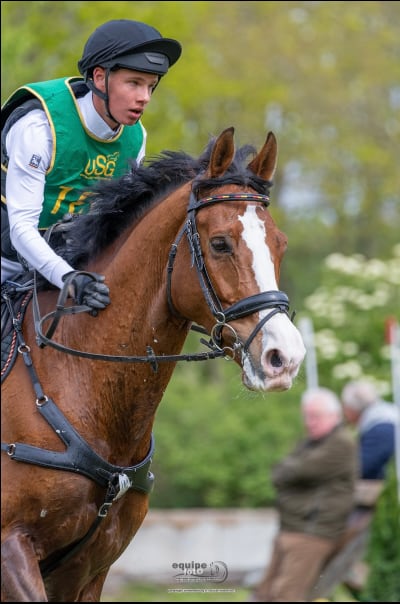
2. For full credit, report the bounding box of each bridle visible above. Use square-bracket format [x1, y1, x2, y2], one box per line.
[34, 189, 293, 364]
[167, 191, 292, 356]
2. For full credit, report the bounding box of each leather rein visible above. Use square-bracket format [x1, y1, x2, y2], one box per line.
[34, 191, 293, 365]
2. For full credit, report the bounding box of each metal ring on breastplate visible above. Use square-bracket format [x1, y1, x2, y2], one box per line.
[18, 344, 31, 354]
[36, 395, 49, 407]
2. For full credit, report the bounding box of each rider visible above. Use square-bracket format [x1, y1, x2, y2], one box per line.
[1, 19, 182, 310]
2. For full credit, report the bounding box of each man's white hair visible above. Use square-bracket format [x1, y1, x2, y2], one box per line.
[341, 380, 378, 413]
[301, 387, 342, 418]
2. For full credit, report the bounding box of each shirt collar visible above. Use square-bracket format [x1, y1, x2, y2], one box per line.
[77, 92, 121, 140]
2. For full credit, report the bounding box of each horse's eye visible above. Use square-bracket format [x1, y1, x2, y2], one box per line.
[210, 237, 232, 254]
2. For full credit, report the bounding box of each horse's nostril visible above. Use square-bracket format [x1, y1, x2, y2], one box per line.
[271, 350, 283, 368]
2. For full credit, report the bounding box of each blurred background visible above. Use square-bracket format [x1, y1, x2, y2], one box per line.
[2, 1, 399, 600]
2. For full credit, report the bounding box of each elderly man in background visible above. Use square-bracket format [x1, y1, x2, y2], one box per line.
[250, 387, 358, 602]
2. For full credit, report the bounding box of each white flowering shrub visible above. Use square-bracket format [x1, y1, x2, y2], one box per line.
[300, 244, 400, 397]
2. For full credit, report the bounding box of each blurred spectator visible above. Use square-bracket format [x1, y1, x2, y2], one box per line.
[250, 387, 358, 602]
[341, 380, 399, 480]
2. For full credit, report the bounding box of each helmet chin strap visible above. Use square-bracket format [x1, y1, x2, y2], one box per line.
[85, 68, 120, 126]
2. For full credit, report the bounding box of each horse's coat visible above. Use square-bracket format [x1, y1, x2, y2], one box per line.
[1, 128, 305, 601]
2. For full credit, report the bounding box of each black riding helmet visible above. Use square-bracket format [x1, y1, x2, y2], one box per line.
[78, 19, 182, 122]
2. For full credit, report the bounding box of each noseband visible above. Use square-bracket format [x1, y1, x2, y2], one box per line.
[167, 191, 292, 356]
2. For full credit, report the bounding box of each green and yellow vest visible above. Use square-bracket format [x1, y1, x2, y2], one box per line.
[1, 77, 145, 228]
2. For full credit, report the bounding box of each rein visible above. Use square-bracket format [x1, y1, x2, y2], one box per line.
[33, 280, 227, 368]
[34, 191, 293, 365]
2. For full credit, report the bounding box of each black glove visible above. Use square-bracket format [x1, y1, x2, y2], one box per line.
[62, 271, 110, 310]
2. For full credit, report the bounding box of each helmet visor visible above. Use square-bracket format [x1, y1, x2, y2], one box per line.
[106, 51, 170, 75]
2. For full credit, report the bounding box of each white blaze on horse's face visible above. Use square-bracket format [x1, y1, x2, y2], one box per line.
[238, 206, 306, 391]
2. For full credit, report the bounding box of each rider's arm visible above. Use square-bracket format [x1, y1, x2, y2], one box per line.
[5, 110, 74, 289]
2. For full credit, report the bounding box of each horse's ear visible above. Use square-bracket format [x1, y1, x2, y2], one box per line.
[248, 131, 277, 181]
[207, 126, 236, 178]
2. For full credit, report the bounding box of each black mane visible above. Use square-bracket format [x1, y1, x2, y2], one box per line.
[51, 139, 272, 270]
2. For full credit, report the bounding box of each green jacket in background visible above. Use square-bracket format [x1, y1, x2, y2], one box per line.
[272, 424, 358, 540]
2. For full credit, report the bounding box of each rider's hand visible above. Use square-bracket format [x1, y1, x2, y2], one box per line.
[63, 272, 110, 310]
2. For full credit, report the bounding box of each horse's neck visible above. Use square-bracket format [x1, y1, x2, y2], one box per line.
[24, 188, 191, 461]
[103, 187, 188, 336]
[70, 185, 193, 388]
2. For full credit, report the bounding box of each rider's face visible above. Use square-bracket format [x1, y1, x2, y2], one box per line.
[92, 67, 159, 127]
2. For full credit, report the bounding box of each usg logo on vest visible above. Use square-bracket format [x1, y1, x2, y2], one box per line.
[82, 152, 121, 179]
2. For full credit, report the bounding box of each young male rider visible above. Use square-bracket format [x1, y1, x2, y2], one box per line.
[1, 19, 182, 311]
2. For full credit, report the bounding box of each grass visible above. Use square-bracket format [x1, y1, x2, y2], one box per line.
[101, 580, 251, 602]
[101, 580, 360, 602]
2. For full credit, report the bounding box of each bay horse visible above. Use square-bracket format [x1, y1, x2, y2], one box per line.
[1, 127, 305, 602]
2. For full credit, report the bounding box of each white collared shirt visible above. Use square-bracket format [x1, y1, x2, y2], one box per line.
[2, 92, 146, 288]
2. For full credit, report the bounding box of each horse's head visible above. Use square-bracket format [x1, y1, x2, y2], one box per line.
[46, 126, 305, 393]
[170, 127, 306, 392]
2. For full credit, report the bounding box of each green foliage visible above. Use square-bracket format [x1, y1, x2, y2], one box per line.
[151, 332, 306, 507]
[360, 463, 400, 602]
[3, 2, 398, 299]
[2, 2, 399, 295]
